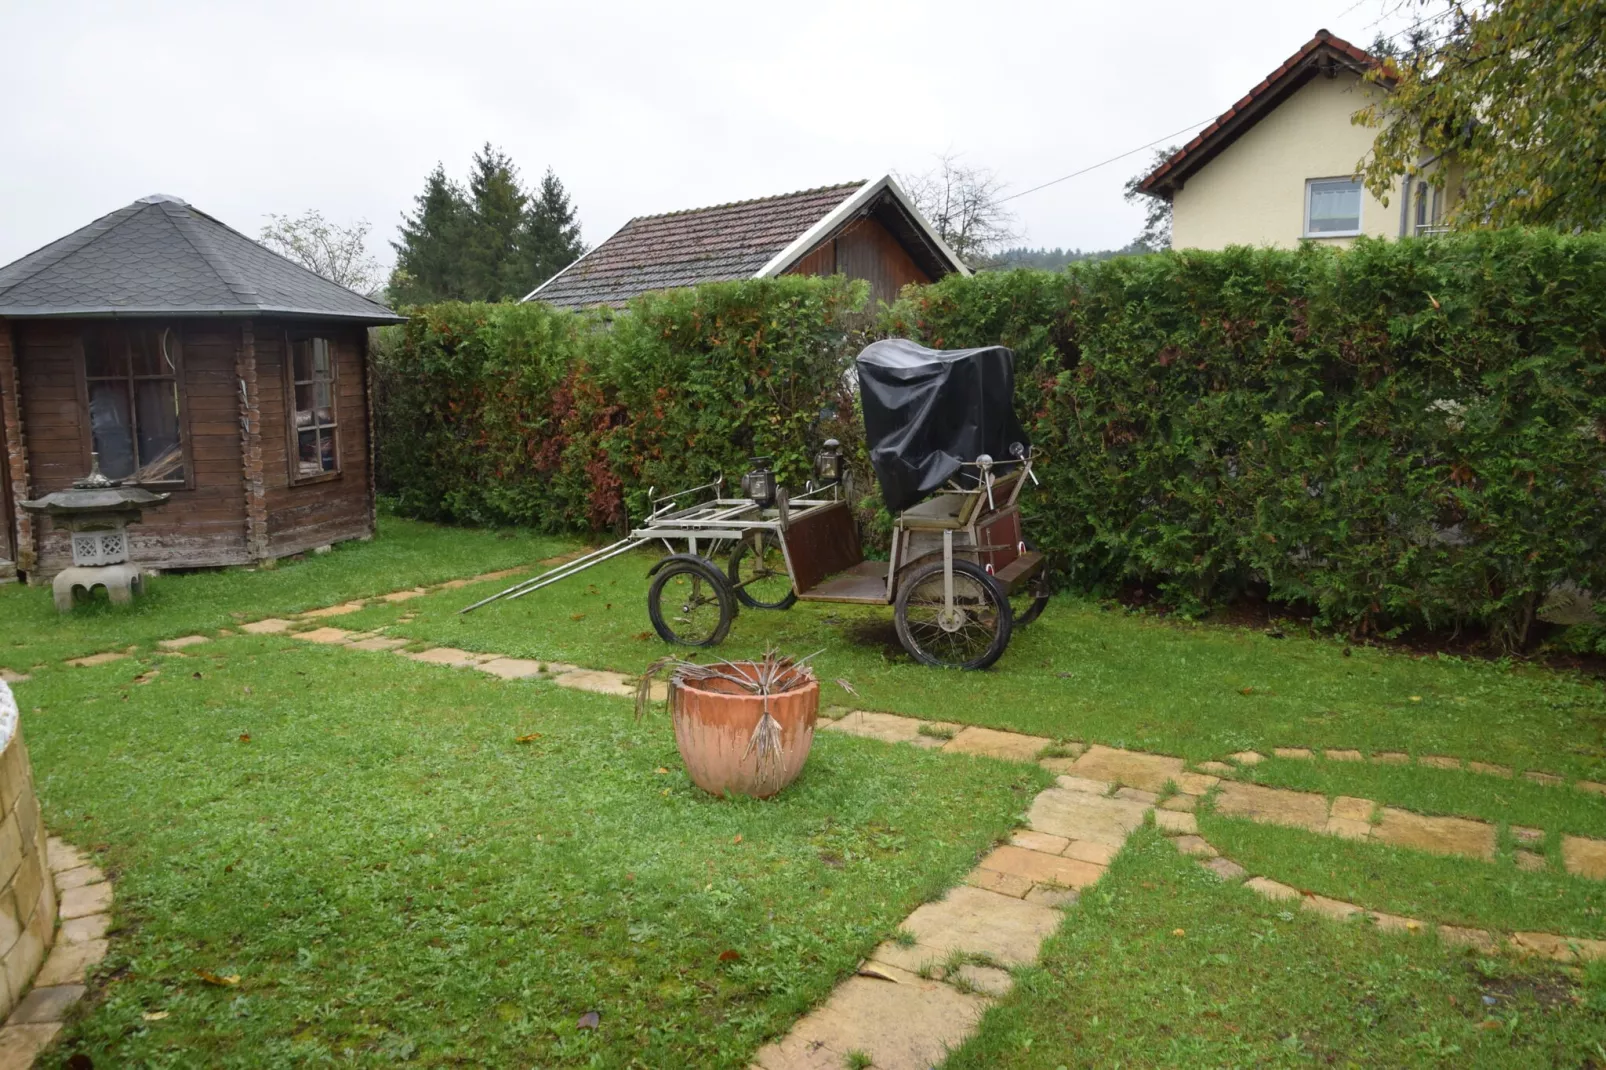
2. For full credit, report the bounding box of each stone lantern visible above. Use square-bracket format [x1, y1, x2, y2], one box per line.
[19, 454, 169, 612]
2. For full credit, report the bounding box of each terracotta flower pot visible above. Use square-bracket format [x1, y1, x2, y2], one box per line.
[670, 663, 819, 799]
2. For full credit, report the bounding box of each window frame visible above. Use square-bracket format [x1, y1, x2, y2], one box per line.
[1302, 177, 1365, 239]
[75, 322, 193, 490]
[283, 329, 343, 486]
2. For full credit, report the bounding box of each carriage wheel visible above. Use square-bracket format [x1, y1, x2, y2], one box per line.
[1008, 539, 1051, 627]
[647, 558, 735, 647]
[893, 560, 1013, 670]
[727, 530, 797, 610]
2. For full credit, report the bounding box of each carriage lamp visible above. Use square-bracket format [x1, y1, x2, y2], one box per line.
[742, 457, 777, 507]
[814, 439, 843, 485]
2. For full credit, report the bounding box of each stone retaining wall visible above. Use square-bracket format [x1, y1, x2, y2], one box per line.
[0, 682, 53, 1021]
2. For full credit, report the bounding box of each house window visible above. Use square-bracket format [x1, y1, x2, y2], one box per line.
[1304, 178, 1363, 236]
[286, 334, 340, 481]
[82, 325, 187, 484]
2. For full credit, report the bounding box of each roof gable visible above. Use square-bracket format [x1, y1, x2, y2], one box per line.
[1140, 29, 1388, 198]
[0, 195, 403, 322]
[526, 177, 967, 311]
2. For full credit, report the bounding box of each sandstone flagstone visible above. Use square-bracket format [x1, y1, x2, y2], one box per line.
[1160, 794, 1198, 812]
[1326, 817, 1371, 840]
[552, 670, 635, 697]
[1273, 747, 1312, 759]
[899, 885, 1063, 967]
[1561, 835, 1606, 879]
[1330, 796, 1374, 822]
[1514, 850, 1547, 872]
[952, 963, 1013, 997]
[1439, 925, 1498, 953]
[1228, 751, 1264, 766]
[1324, 749, 1363, 762]
[1369, 912, 1424, 934]
[34, 939, 108, 987]
[1026, 787, 1150, 847]
[977, 846, 1105, 889]
[752, 961, 990, 1070]
[1213, 782, 1328, 832]
[943, 726, 1053, 762]
[64, 652, 127, 668]
[1068, 745, 1216, 795]
[1419, 755, 1461, 770]
[1171, 835, 1217, 857]
[302, 601, 365, 618]
[1466, 761, 1512, 778]
[966, 868, 1032, 898]
[1198, 857, 1247, 881]
[1154, 811, 1197, 835]
[1024, 886, 1080, 908]
[476, 657, 545, 680]
[157, 635, 209, 650]
[1009, 830, 1069, 855]
[59, 883, 113, 920]
[1245, 877, 1299, 902]
[818, 711, 929, 746]
[1053, 775, 1111, 795]
[347, 637, 408, 652]
[1371, 751, 1409, 765]
[240, 618, 293, 634]
[295, 627, 354, 645]
[1374, 808, 1495, 860]
[1063, 840, 1119, 866]
[1302, 894, 1361, 921]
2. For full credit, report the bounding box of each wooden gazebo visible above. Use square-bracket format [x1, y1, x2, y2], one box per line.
[0, 194, 404, 582]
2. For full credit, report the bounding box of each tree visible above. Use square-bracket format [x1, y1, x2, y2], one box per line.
[259, 211, 383, 296]
[1357, 0, 1606, 231]
[1121, 146, 1180, 252]
[389, 164, 470, 305]
[389, 149, 586, 306]
[893, 153, 1017, 266]
[522, 168, 585, 294]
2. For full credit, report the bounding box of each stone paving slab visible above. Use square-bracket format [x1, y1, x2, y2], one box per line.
[753, 961, 991, 1070]
[59, 883, 112, 920]
[1066, 745, 1216, 795]
[64, 652, 127, 668]
[1373, 808, 1495, 860]
[53, 866, 103, 892]
[552, 670, 635, 698]
[1009, 830, 1069, 855]
[476, 657, 546, 680]
[1244, 877, 1299, 901]
[301, 601, 366, 618]
[966, 868, 1033, 898]
[1053, 775, 1112, 795]
[1213, 782, 1328, 832]
[34, 939, 108, 986]
[1063, 840, 1120, 866]
[1561, 835, 1606, 879]
[240, 618, 293, 634]
[818, 711, 928, 746]
[380, 589, 426, 603]
[1199, 857, 1247, 881]
[157, 635, 209, 650]
[977, 846, 1105, 890]
[1026, 788, 1149, 847]
[1273, 747, 1312, 759]
[1330, 796, 1374, 822]
[1154, 811, 1196, 835]
[0, 670, 29, 685]
[943, 726, 1052, 762]
[8, 986, 84, 1026]
[45, 840, 87, 874]
[1326, 817, 1371, 840]
[58, 914, 109, 944]
[900, 885, 1063, 967]
[405, 646, 484, 668]
[295, 627, 354, 645]
[347, 637, 409, 653]
[1372, 751, 1409, 765]
[0, 1025, 63, 1068]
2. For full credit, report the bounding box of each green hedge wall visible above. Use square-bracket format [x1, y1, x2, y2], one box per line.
[882, 230, 1606, 642]
[374, 231, 1606, 642]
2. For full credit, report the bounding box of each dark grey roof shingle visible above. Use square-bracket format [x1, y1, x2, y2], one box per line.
[0, 195, 404, 323]
[530, 182, 865, 311]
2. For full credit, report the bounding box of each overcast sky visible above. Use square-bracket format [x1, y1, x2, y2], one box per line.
[0, 1, 1412, 273]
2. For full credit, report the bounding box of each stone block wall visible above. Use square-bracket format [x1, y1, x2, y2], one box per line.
[0, 683, 52, 1020]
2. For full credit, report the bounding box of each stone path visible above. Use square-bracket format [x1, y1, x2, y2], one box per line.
[0, 837, 114, 1068]
[1164, 824, 1606, 966]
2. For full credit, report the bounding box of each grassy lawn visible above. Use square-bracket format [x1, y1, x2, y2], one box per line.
[328, 547, 1606, 783]
[0, 512, 566, 670]
[945, 828, 1606, 1069]
[21, 639, 1045, 1067]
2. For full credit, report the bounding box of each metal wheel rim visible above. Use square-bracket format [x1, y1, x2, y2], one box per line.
[655, 571, 725, 644]
[734, 533, 792, 607]
[901, 573, 1005, 664]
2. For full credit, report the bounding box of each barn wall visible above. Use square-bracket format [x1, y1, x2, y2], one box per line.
[14, 319, 250, 575]
[0, 320, 22, 576]
[785, 216, 931, 305]
[256, 321, 374, 557]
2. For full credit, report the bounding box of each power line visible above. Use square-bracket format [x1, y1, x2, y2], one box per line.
[997, 117, 1219, 204]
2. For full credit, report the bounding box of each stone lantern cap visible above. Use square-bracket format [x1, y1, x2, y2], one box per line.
[19, 454, 170, 522]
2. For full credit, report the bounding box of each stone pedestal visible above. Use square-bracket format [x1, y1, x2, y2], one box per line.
[51, 564, 145, 613]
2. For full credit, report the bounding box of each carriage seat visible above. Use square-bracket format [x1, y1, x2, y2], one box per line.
[898, 492, 977, 530]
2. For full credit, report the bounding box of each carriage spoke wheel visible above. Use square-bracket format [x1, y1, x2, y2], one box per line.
[894, 560, 1013, 670]
[647, 558, 735, 647]
[1008, 539, 1051, 627]
[728, 530, 797, 610]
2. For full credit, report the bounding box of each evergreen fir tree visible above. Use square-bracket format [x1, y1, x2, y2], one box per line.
[389, 164, 470, 306]
[522, 168, 585, 292]
[462, 144, 529, 302]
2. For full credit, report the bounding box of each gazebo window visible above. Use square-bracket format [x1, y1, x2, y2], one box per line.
[82, 325, 187, 485]
[287, 334, 340, 481]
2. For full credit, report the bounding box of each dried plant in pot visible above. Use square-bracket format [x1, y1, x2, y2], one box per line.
[636, 651, 821, 799]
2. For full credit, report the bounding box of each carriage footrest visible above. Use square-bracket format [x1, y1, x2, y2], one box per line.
[992, 551, 1043, 593]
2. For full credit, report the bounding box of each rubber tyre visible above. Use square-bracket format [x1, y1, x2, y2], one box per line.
[1008, 539, 1051, 627]
[647, 557, 735, 647]
[893, 559, 1013, 670]
[727, 531, 797, 610]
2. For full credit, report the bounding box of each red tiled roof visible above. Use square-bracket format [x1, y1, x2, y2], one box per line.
[529, 182, 867, 310]
[1140, 29, 1389, 197]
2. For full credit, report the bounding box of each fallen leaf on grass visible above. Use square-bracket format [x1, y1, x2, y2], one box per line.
[514, 733, 542, 744]
[732, 834, 742, 845]
[718, 949, 741, 962]
[634, 632, 653, 641]
[194, 969, 239, 987]
[576, 1011, 600, 1030]
[570, 613, 586, 622]
[238, 733, 251, 743]
[1171, 928, 1186, 937]
[142, 1011, 169, 1021]
[655, 767, 670, 775]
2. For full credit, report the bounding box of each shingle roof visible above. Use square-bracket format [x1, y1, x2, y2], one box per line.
[1139, 29, 1389, 198]
[0, 195, 404, 323]
[529, 182, 868, 310]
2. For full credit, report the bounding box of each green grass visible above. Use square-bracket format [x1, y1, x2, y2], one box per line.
[23, 639, 1046, 1067]
[1199, 813, 1606, 940]
[326, 547, 1606, 782]
[1238, 757, 1606, 841]
[0, 513, 567, 669]
[944, 829, 1606, 1069]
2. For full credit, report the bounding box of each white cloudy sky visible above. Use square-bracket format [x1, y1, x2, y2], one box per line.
[0, 0, 1413, 271]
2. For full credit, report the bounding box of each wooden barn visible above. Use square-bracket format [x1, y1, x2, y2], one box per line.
[0, 194, 404, 582]
[523, 175, 968, 310]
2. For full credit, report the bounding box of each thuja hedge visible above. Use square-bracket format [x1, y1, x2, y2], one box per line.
[883, 229, 1606, 642]
[373, 275, 868, 534]
[375, 230, 1605, 642]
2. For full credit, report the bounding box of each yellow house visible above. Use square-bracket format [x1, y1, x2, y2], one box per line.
[1140, 30, 1456, 250]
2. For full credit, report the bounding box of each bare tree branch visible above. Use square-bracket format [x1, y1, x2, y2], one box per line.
[893, 153, 1019, 267]
[260, 210, 384, 297]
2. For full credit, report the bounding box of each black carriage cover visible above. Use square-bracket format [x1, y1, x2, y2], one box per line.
[855, 339, 1029, 512]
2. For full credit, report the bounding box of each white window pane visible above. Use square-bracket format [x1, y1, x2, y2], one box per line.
[1308, 180, 1361, 233]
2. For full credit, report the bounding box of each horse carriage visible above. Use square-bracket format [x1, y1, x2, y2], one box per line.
[465, 339, 1048, 670]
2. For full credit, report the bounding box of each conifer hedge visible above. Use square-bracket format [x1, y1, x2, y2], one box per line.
[375, 231, 1606, 642]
